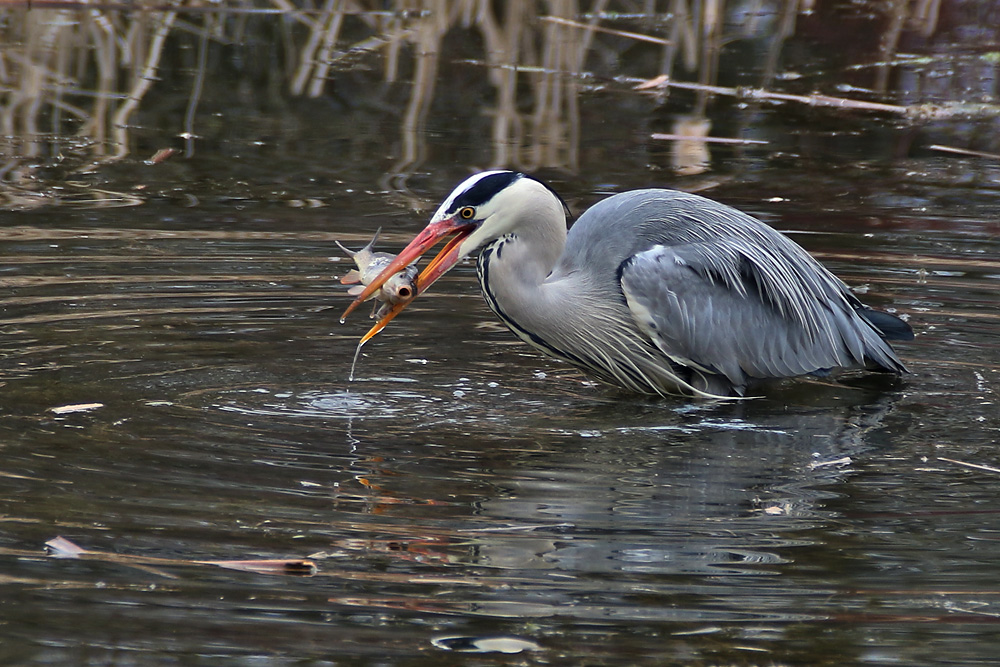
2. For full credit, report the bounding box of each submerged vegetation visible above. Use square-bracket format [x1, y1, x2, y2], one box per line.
[0, 0, 996, 207]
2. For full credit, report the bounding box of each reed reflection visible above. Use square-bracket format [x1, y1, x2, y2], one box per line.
[0, 0, 961, 207]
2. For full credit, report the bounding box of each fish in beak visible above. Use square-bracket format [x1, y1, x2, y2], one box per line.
[336, 229, 419, 320]
[340, 216, 477, 343]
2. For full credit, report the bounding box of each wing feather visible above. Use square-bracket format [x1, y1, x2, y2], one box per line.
[620, 241, 904, 390]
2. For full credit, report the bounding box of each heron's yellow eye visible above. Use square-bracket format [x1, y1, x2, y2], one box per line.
[459, 206, 475, 220]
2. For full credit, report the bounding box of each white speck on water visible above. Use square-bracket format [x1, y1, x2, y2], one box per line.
[49, 403, 104, 415]
[431, 635, 541, 654]
[808, 456, 852, 470]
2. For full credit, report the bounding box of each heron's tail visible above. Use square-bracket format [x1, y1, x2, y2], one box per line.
[859, 308, 914, 341]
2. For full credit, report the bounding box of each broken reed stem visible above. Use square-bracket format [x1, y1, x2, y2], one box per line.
[539, 15, 672, 46]
[929, 144, 1000, 160]
[938, 457, 1000, 475]
[636, 75, 1000, 122]
[651, 133, 768, 145]
[634, 75, 910, 114]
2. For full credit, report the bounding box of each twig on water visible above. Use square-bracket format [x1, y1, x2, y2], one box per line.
[45, 536, 318, 577]
[929, 144, 1000, 160]
[540, 15, 671, 46]
[634, 75, 909, 114]
[938, 457, 1000, 475]
[634, 75, 1000, 121]
[651, 133, 768, 145]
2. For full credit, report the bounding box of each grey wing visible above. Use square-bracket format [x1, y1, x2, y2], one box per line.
[619, 241, 905, 390]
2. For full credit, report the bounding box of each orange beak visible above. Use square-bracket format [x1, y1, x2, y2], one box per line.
[340, 216, 476, 344]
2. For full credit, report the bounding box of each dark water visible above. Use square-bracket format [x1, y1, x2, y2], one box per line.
[2, 4, 1000, 665]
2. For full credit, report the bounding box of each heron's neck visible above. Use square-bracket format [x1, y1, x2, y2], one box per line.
[478, 212, 565, 288]
[475, 213, 662, 392]
[476, 217, 577, 343]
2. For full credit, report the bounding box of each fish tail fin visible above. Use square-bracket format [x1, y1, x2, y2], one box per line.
[335, 240, 355, 258]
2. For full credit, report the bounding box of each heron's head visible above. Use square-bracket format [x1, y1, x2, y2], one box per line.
[341, 170, 562, 341]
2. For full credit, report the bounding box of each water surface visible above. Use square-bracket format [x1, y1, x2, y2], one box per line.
[2, 3, 1000, 665]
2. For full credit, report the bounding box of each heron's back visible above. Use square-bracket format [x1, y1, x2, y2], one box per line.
[554, 188, 909, 394]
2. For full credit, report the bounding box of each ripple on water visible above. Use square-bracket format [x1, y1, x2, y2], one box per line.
[3, 197, 1000, 665]
[212, 387, 412, 420]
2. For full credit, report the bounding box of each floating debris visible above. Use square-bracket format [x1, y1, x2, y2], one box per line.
[49, 403, 104, 415]
[431, 635, 542, 654]
[44, 536, 317, 577]
[145, 148, 178, 165]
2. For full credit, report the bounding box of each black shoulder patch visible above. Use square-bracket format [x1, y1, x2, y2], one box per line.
[447, 171, 522, 212]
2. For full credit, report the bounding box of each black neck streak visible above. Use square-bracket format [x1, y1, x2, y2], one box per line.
[477, 239, 625, 385]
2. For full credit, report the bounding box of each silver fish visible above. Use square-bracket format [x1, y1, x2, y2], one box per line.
[337, 229, 418, 320]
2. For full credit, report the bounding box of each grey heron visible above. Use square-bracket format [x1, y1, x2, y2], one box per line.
[342, 171, 912, 398]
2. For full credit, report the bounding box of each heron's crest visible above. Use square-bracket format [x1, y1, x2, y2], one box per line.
[439, 170, 572, 222]
[442, 171, 522, 215]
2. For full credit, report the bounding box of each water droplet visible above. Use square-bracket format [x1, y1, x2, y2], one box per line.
[348, 341, 364, 382]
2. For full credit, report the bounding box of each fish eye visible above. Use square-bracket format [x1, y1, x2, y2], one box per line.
[459, 206, 476, 220]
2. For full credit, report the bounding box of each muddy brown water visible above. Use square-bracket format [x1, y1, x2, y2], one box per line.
[2, 5, 1000, 665]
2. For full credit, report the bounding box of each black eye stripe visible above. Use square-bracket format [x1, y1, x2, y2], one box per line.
[446, 172, 521, 213]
